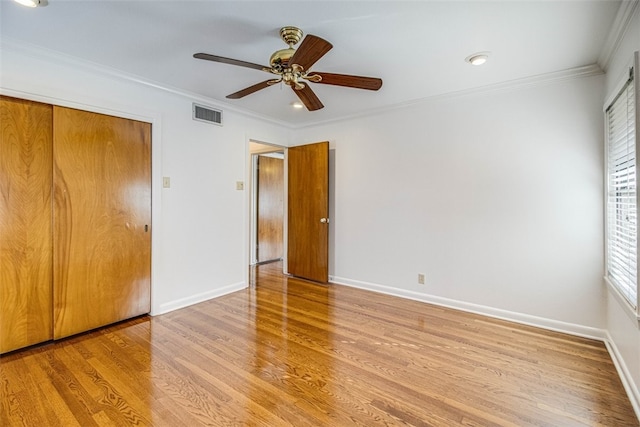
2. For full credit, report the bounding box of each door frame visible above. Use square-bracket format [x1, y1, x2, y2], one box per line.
[250, 147, 286, 265]
[246, 139, 288, 270]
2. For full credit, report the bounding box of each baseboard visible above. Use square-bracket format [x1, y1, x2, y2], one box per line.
[152, 281, 246, 315]
[329, 276, 607, 341]
[605, 332, 640, 420]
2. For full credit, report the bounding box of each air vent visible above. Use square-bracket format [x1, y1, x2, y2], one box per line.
[192, 103, 222, 126]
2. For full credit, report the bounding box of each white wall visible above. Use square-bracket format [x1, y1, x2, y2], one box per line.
[0, 42, 290, 315]
[293, 74, 606, 333]
[603, 3, 640, 415]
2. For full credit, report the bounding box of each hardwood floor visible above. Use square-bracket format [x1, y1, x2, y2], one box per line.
[1, 261, 637, 426]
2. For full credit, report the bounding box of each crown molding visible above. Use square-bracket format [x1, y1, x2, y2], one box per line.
[598, 0, 639, 72]
[293, 64, 604, 130]
[1, 37, 605, 132]
[0, 37, 293, 129]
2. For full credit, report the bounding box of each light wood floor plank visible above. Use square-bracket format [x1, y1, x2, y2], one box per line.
[0, 261, 637, 426]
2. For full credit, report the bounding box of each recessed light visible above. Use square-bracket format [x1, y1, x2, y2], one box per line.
[465, 52, 490, 66]
[291, 102, 304, 109]
[13, 0, 47, 7]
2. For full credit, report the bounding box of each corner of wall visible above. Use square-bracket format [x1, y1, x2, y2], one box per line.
[152, 281, 247, 316]
[604, 331, 640, 420]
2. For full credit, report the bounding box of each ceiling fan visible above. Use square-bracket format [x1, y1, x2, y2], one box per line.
[194, 26, 383, 111]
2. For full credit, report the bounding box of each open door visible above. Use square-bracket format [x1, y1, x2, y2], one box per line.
[256, 154, 284, 263]
[287, 141, 329, 283]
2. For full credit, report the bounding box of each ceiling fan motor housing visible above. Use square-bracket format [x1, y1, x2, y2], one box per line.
[270, 48, 296, 71]
[270, 27, 304, 71]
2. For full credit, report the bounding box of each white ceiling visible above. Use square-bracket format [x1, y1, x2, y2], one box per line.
[0, 0, 623, 127]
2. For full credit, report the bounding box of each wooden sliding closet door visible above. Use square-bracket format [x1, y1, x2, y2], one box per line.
[0, 97, 53, 353]
[53, 106, 151, 339]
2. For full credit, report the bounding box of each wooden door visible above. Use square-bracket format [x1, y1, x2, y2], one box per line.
[287, 141, 329, 282]
[0, 96, 53, 353]
[257, 155, 284, 262]
[53, 106, 151, 339]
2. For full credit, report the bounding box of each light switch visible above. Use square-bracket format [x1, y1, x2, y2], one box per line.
[163, 177, 171, 188]
[236, 181, 244, 191]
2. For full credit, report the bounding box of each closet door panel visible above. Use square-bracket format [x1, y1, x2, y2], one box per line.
[53, 107, 151, 339]
[0, 96, 53, 353]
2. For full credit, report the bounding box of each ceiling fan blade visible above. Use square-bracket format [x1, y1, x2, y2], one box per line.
[288, 35, 333, 71]
[293, 84, 324, 111]
[194, 53, 270, 72]
[226, 79, 280, 99]
[308, 72, 383, 91]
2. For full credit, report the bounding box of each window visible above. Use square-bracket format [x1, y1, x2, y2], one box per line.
[606, 63, 638, 311]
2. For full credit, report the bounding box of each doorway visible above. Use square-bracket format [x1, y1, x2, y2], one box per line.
[249, 141, 285, 266]
[247, 140, 330, 283]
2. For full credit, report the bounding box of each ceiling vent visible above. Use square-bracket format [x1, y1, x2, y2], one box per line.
[192, 103, 222, 126]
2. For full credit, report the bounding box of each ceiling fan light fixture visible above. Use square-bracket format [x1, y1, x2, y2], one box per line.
[13, 0, 47, 7]
[465, 52, 490, 66]
[291, 102, 304, 109]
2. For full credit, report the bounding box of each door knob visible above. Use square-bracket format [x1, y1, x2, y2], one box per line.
[320, 218, 330, 223]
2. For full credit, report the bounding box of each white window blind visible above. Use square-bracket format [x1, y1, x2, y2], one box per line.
[607, 70, 637, 310]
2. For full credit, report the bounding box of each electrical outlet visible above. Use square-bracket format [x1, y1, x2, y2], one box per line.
[418, 273, 425, 285]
